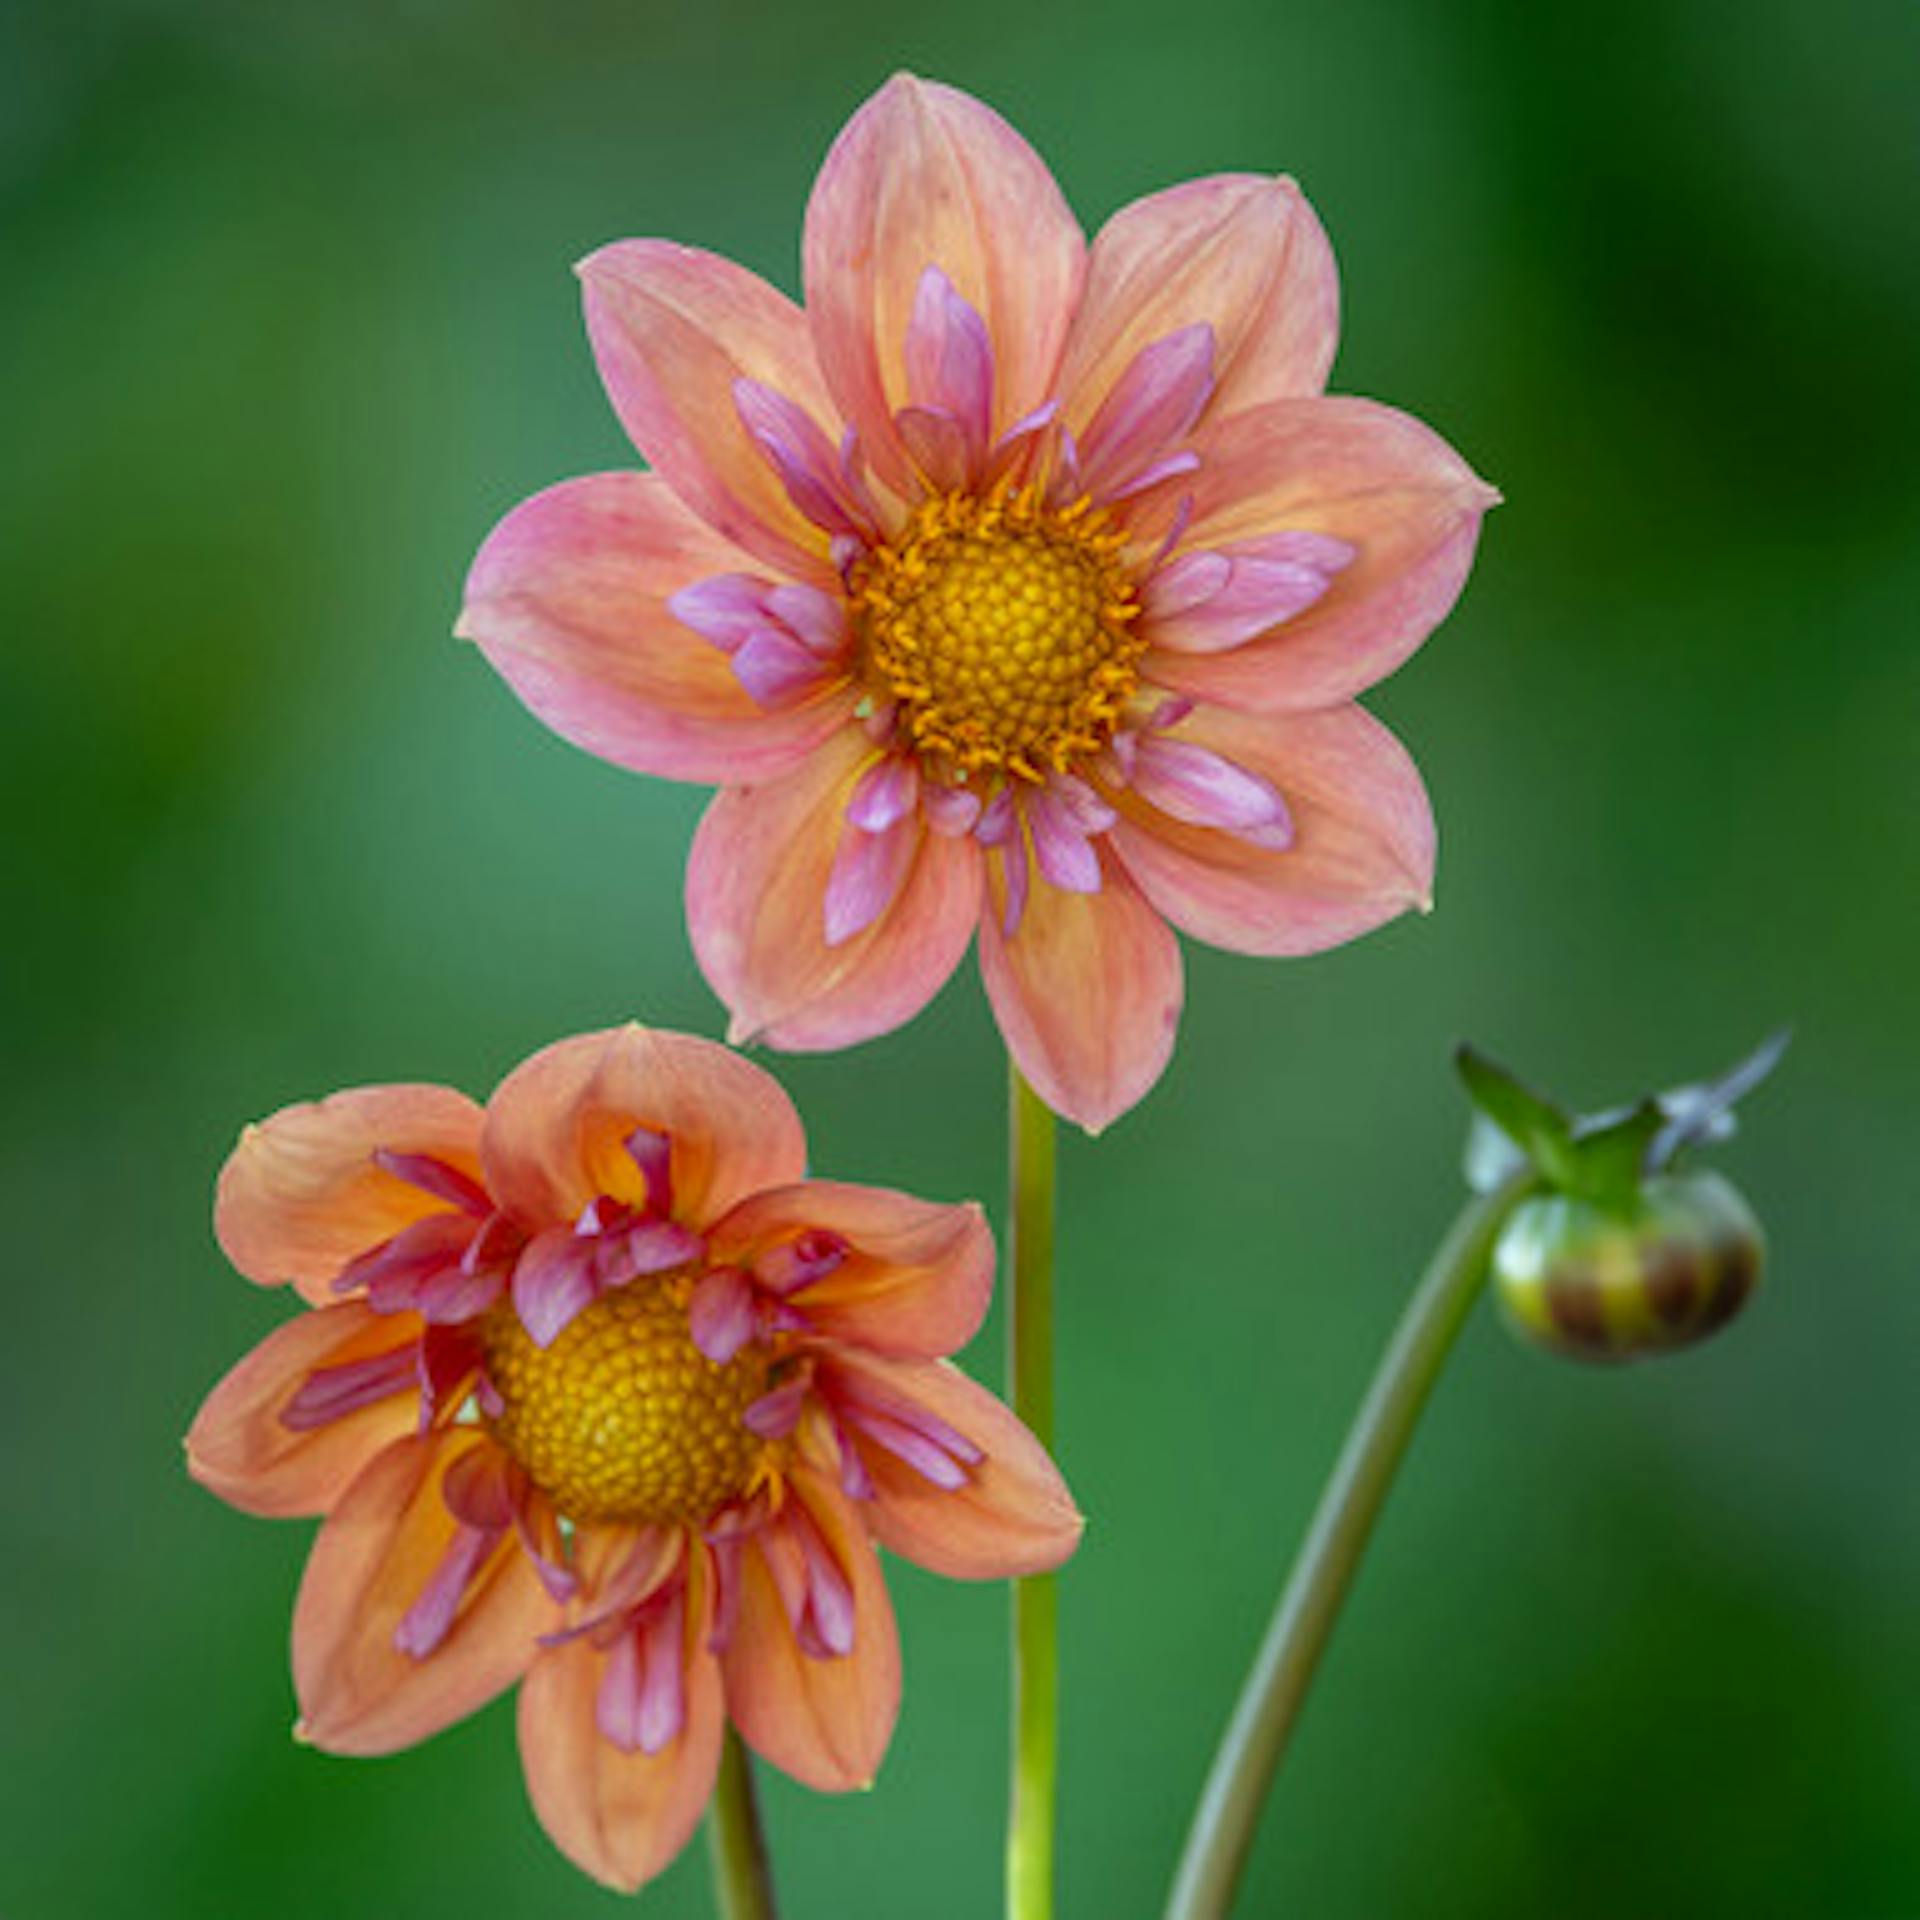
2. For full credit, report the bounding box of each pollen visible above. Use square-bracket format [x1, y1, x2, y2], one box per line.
[480, 1278, 768, 1526]
[851, 485, 1145, 782]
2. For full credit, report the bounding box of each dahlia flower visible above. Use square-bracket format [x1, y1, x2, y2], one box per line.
[187, 1024, 1079, 1891]
[459, 75, 1495, 1130]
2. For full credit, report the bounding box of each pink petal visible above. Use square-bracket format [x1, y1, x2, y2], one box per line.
[977, 850, 1184, 1133]
[293, 1431, 557, 1756]
[823, 1352, 1082, 1579]
[479, 1026, 807, 1234]
[720, 1469, 899, 1792]
[216, 1086, 485, 1308]
[186, 1301, 423, 1518]
[577, 241, 842, 577]
[802, 74, 1085, 497]
[1146, 397, 1497, 711]
[1109, 702, 1435, 955]
[687, 728, 983, 1051]
[1057, 173, 1339, 431]
[518, 1560, 724, 1893]
[1075, 324, 1215, 501]
[459, 473, 857, 785]
[708, 1182, 993, 1359]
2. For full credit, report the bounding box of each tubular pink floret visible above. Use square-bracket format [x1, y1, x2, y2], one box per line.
[280, 1345, 420, 1432]
[845, 755, 922, 833]
[785, 1501, 857, 1661]
[1026, 787, 1105, 894]
[596, 1586, 689, 1754]
[823, 815, 915, 946]
[753, 1229, 850, 1295]
[371, 1149, 493, 1219]
[1130, 735, 1293, 837]
[903, 265, 996, 473]
[688, 1265, 758, 1365]
[622, 1124, 674, 1218]
[393, 1515, 504, 1660]
[733, 378, 876, 540]
[1076, 323, 1216, 498]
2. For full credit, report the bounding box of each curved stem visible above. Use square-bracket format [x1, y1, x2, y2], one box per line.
[1006, 1062, 1059, 1920]
[1164, 1171, 1536, 1920]
[708, 1726, 779, 1920]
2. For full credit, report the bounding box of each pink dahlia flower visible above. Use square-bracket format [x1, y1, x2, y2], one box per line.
[188, 1024, 1079, 1891]
[459, 75, 1496, 1131]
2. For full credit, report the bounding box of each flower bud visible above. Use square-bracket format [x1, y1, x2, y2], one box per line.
[1491, 1170, 1764, 1363]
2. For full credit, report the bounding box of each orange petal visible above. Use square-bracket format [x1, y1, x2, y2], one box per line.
[1109, 703, 1435, 955]
[721, 1469, 900, 1791]
[827, 1351, 1083, 1579]
[516, 1558, 725, 1893]
[186, 1301, 422, 1518]
[687, 728, 983, 1052]
[1146, 395, 1497, 712]
[708, 1181, 993, 1358]
[578, 240, 841, 579]
[1058, 174, 1338, 432]
[215, 1085, 485, 1306]
[977, 853, 1183, 1134]
[292, 1430, 556, 1756]
[456, 470, 857, 785]
[478, 1026, 807, 1233]
[803, 74, 1085, 496]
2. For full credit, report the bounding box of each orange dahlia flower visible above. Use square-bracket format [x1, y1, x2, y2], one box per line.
[459, 75, 1495, 1131]
[187, 1024, 1078, 1890]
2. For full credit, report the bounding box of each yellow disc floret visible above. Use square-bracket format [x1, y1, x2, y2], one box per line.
[481, 1277, 768, 1526]
[851, 485, 1144, 782]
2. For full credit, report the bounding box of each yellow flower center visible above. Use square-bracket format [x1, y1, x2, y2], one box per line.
[481, 1278, 768, 1525]
[851, 486, 1144, 782]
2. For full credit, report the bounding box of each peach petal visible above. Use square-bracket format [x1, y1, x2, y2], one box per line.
[976, 852, 1184, 1134]
[1058, 174, 1339, 432]
[1108, 702, 1435, 955]
[456, 472, 856, 785]
[516, 1560, 725, 1893]
[687, 729, 984, 1052]
[479, 1026, 807, 1234]
[721, 1469, 899, 1791]
[186, 1301, 423, 1518]
[216, 1086, 485, 1307]
[827, 1352, 1082, 1579]
[803, 74, 1085, 496]
[578, 241, 841, 578]
[1145, 396, 1497, 711]
[707, 1182, 993, 1358]
[293, 1430, 557, 1756]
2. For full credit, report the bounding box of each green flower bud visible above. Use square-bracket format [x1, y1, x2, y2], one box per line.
[1491, 1170, 1764, 1363]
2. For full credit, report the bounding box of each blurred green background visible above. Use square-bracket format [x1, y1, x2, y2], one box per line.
[5, 0, 1917, 1914]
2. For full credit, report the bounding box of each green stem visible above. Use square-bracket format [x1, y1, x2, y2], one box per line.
[707, 1726, 778, 1920]
[1164, 1171, 1535, 1920]
[1007, 1062, 1059, 1920]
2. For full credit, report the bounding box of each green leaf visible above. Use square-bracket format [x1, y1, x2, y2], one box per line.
[1456, 1045, 1577, 1188]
